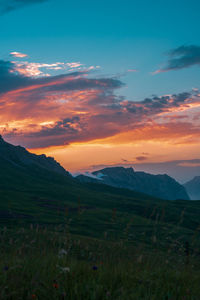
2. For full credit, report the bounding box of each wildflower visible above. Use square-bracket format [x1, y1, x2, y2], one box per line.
[53, 279, 59, 289]
[3, 266, 9, 271]
[58, 249, 68, 257]
[31, 294, 37, 299]
[53, 282, 58, 289]
[56, 265, 70, 273]
[92, 265, 98, 271]
[61, 267, 70, 273]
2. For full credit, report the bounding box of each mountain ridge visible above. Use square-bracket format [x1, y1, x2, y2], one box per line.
[0, 135, 71, 177]
[0, 135, 190, 201]
[77, 166, 190, 200]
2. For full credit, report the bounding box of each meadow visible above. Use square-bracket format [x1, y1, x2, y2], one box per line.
[1, 221, 200, 300]
[0, 161, 200, 299]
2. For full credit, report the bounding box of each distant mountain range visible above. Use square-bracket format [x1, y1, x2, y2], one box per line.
[0, 135, 192, 200]
[184, 177, 200, 200]
[77, 167, 190, 200]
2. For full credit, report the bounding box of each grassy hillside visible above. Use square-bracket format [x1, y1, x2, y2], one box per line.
[1, 158, 200, 298]
[0, 156, 200, 250]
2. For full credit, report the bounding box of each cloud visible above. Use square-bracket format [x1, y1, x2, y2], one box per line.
[127, 69, 138, 72]
[0, 60, 76, 93]
[66, 62, 82, 69]
[178, 161, 200, 167]
[135, 156, 148, 161]
[0, 59, 103, 93]
[12, 60, 98, 77]
[154, 45, 200, 73]
[10, 51, 28, 58]
[0, 0, 48, 14]
[13, 62, 65, 77]
[0, 58, 200, 149]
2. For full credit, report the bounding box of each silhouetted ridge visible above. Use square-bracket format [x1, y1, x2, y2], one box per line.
[0, 136, 71, 176]
[77, 166, 190, 200]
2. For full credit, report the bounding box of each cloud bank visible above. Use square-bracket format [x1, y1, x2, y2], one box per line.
[0, 57, 200, 149]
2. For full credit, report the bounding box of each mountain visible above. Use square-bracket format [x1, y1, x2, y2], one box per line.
[184, 176, 200, 200]
[77, 167, 190, 200]
[1, 136, 200, 248]
[0, 135, 71, 177]
[0, 135, 189, 201]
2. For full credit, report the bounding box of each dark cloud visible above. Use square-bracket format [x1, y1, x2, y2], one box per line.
[0, 60, 32, 93]
[43, 78, 123, 93]
[156, 45, 200, 73]
[135, 156, 148, 161]
[124, 92, 191, 116]
[0, 0, 48, 14]
[0, 60, 122, 95]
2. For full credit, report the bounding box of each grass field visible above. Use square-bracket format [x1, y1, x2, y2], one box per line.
[0, 160, 200, 299]
[0, 223, 200, 300]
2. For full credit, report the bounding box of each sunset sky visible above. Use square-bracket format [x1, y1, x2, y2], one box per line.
[0, 0, 200, 182]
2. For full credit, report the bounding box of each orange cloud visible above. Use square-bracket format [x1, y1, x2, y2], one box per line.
[0, 58, 200, 156]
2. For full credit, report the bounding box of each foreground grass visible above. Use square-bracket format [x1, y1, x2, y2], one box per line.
[0, 226, 200, 300]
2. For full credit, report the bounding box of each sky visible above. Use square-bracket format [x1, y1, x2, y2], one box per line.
[0, 0, 200, 182]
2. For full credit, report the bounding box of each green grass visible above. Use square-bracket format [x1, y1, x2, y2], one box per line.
[1, 160, 200, 298]
[0, 226, 200, 299]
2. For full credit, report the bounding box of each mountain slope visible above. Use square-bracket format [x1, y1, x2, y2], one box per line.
[0, 135, 71, 177]
[77, 167, 190, 200]
[1, 136, 200, 248]
[184, 176, 200, 200]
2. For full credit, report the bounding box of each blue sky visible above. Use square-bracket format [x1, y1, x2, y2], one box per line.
[0, 0, 200, 181]
[1, 0, 200, 100]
